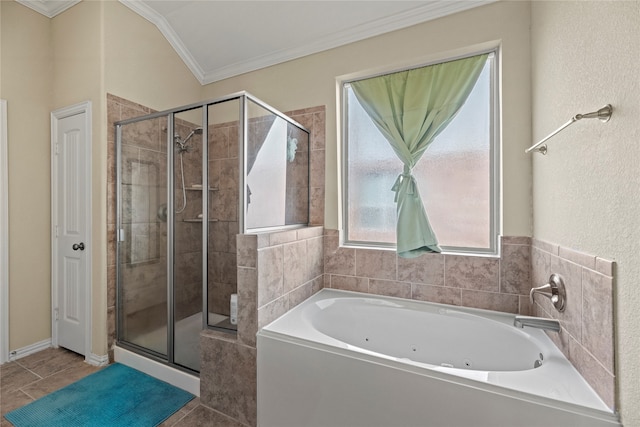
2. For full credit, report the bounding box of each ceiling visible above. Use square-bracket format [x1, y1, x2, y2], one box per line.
[16, 0, 495, 85]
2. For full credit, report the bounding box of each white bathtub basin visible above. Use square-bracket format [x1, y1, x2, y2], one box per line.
[311, 297, 544, 372]
[257, 289, 620, 426]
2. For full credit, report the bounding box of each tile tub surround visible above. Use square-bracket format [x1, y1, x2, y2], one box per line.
[324, 230, 616, 411]
[200, 226, 325, 426]
[324, 231, 532, 315]
[531, 239, 615, 410]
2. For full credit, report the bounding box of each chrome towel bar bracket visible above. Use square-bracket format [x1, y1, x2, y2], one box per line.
[525, 104, 613, 155]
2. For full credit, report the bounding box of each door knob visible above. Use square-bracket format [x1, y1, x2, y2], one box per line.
[72, 242, 85, 251]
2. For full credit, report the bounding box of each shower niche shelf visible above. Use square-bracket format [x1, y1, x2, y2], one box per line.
[183, 218, 218, 223]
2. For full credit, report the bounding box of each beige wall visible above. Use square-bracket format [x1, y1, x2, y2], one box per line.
[0, 1, 53, 350]
[0, 0, 202, 357]
[103, 1, 202, 111]
[201, 1, 533, 235]
[51, 0, 107, 356]
[531, 1, 640, 424]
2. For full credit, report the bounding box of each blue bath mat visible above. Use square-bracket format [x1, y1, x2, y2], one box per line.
[4, 363, 194, 427]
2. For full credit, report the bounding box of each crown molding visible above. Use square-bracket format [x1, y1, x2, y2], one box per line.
[15, 0, 81, 18]
[119, 0, 207, 84]
[121, 0, 496, 86]
[202, 0, 497, 84]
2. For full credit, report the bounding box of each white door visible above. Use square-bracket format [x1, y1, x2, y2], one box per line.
[52, 105, 91, 356]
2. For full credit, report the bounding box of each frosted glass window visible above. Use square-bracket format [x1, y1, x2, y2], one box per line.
[343, 53, 498, 252]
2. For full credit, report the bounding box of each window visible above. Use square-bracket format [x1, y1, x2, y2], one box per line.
[342, 51, 499, 254]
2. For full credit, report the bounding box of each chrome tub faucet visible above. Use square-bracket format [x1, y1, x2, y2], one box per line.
[514, 315, 561, 332]
[530, 273, 566, 312]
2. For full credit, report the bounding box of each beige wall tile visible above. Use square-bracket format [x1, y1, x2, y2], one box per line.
[288, 282, 313, 309]
[269, 229, 297, 246]
[310, 149, 325, 189]
[237, 267, 257, 347]
[501, 236, 531, 245]
[309, 186, 324, 226]
[312, 110, 326, 150]
[297, 226, 323, 240]
[531, 238, 559, 255]
[445, 255, 499, 292]
[330, 275, 368, 293]
[257, 296, 288, 329]
[582, 269, 614, 373]
[368, 279, 411, 299]
[256, 233, 270, 249]
[257, 246, 284, 307]
[531, 246, 551, 289]
[324, 235, 356, 276]
[312, 275, 324, 294]
[559, 246, 596, 270]
[283, 241, 306, 294]
[595, 257, 614, 276]
[500, 244, 531, 295]
[411, 284, 461, 306]
[355, 248, 396, 280]
[461, 290, 518, 313]
[307, 236, 324, 280]
[236, 234, 257, 268]
[200, 334, 257, 426]
[397, 253, 444, 286]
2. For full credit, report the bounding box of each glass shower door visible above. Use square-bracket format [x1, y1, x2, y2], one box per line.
[172, 108, 204, 372]
[117, 116, 169, 358]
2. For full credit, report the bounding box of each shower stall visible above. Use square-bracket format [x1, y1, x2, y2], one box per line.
[115, 92, 310, 374]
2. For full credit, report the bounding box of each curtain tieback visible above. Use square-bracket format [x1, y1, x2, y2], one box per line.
[391, 171, 418, 203]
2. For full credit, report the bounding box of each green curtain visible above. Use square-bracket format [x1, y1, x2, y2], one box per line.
[350, 54, 488, 258]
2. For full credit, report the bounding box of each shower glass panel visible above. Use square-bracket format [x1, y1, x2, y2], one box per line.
[173, 108, 204, 371]
[117, 116, 169, 358]
[245, 99, 309, 230]
[207, 100, 240, 331]
[116, 92, 310, 374]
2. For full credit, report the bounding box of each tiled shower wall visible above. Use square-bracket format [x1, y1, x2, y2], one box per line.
[531, 239, 615, 409]
[106, 96, 326, 363]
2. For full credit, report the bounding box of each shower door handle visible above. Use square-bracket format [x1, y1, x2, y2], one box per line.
[72, 242, 85, 251]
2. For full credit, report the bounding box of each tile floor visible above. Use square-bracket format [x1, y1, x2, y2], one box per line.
[1, 347, 244, 427]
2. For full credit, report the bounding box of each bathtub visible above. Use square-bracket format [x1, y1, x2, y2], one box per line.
[257, 289, 620, 427]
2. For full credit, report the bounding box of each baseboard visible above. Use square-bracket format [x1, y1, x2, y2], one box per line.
[86, 352, 109, 366]
[9, 338, 52, 361]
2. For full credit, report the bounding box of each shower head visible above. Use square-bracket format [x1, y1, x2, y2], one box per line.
[175, 127, 203, 153]
[183, 127, 203, 143]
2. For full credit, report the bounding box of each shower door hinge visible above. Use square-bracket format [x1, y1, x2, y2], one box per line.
[54, 308, 59, 321]
[54, 143, 59, 155]
[118, 228, 125, 242]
